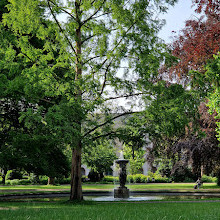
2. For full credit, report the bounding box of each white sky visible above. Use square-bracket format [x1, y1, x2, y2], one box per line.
[159, 0, 197, 43]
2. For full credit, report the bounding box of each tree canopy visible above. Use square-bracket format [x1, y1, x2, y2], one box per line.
[1, 0, 178, 200]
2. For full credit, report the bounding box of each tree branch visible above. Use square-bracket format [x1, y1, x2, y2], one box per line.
[47, 0, 77, 57]
[82, 0, 107, 25]
[83, 111, 138, 137]
[48, 0, 76, 21]
[81, 34, 97, 45]
[105, 92, 145, 101]
[90, 131, 117, 141]
[98, 61, 112, 97]
[82, 55, 103, 65]
[92, 11, 111, 20]
[89, 21, 136, 76]
[90, 0, 97, 6]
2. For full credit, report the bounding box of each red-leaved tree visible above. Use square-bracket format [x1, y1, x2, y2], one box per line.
[159, 1, 220, 182]
[165, 0, 220, 82]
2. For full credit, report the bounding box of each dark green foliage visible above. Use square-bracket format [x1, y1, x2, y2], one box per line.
[157, 159, 173, 178]
[171, 164, 196, 182]
[5, 170, 23, 180]
[146, 83, 199, 138]
[82, 140, 117, 179]
[88, 170, 103, 182]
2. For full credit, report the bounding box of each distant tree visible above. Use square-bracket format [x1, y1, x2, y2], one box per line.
[165, 100, 220, 182]
[123, 83, 199, 175]
[82, 140, 117, 181]
[123, 145, 145, 175]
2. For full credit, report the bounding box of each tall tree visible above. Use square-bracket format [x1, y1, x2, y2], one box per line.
[160, 0, 220, 181]
[2, 0, 177, 200]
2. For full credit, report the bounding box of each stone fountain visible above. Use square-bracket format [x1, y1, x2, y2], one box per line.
[114, 153, 129, 198]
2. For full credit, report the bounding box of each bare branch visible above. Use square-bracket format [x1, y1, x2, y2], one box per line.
[39, 98, 55, 104]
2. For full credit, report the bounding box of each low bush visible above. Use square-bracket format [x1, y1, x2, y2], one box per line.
[5, 179, 32, 185]
[102, 176, 118, 183]
[201, 175, 217, 183]
[154, 176, 169, 183]
[38, 176, 49, 185]
[120, 174, 169, 183]
[5, 170, 23, 180]
[55, 177, 69, 184]
[133, 174, 148, 183]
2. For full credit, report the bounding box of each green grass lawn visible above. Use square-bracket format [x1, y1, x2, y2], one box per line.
[0, 183, 219, 195]
[0, 200, 219, 220]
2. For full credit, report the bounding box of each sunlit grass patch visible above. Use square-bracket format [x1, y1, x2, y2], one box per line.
[0, 200, 220, 220]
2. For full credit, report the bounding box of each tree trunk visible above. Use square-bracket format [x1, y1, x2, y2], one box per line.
[217, 169, 220, 186]
[1, 169, 8, 185]
[69, 0, 83, 201]
[200, 165, 204, 177]
[70, 145, 83, 200]
[48, 177, 55, 185]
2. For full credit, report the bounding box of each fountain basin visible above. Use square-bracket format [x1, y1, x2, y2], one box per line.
[114, 187, 129, 198]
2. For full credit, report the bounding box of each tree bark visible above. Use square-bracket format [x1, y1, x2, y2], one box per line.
[70, 145, 83, 200]
[1, 169, 8, 185]
[69, 0, 83, 201]
[48, 177, 55, 185]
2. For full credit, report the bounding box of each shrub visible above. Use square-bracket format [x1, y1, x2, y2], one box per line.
[171, 165, 196, 182]
[147, 171, 155, 178]
[88, 170, 104, 182]
[132, 174, 147, 183]
[6, 170, 23, 180]
[201, 175, 217, 183]
[5, 179, 32, 185]
[102, 176, 118, 183]
[59, 177, 71, 184]
[127, 174, 168, 183]
[38, 176, 48, 185]
[127, 175, 134, 183]
[154, 176, 169, 183]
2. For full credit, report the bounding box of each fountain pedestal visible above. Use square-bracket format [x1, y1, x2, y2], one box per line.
[114, 159, 129, 198]
[114, 187, 129, 198]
